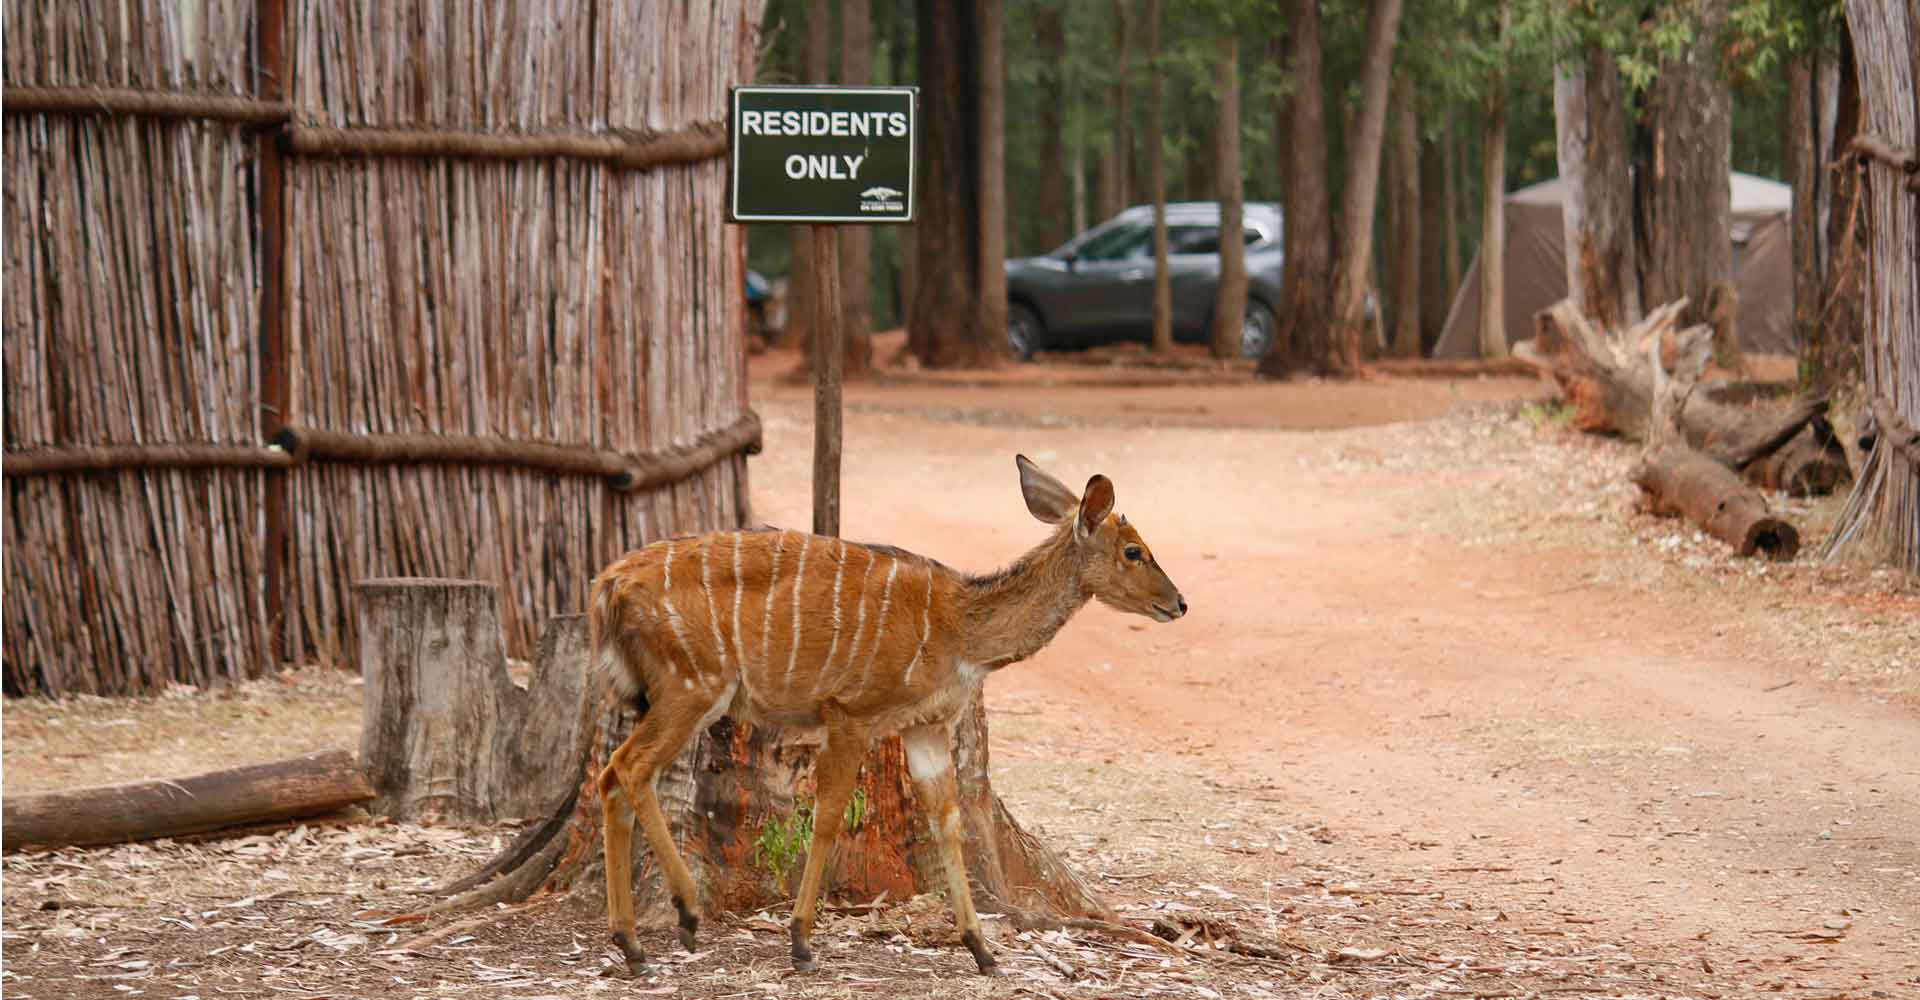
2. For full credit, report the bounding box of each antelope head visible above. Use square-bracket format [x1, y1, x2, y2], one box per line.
[1015, 454, 1187, 622]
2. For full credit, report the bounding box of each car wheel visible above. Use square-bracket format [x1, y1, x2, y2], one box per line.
[1241, 299, 1278, 359]
[1008, 302, 1044, 361]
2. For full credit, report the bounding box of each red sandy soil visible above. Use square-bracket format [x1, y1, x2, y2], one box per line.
[5, 342, 1913, 999]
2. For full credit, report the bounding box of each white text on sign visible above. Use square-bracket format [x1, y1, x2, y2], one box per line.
[740, 109, 909, 138]
[784, 154, 868, 180]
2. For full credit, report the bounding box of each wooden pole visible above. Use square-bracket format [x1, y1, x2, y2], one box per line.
[257, 0, 291, 673]
[812, 225, 844, 537]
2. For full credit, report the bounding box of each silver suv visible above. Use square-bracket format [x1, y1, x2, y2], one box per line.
[1003, 202, 1283, 360]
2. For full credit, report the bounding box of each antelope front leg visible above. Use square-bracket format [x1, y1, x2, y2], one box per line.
[901, 724, 997, 976]
[788, 708, 873, 972]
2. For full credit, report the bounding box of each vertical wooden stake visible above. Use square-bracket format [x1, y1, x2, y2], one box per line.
[811, 225, 844, 538]
[257, 0, 292, 670]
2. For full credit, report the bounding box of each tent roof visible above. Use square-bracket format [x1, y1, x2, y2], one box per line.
[1507, 171, 1791, 224]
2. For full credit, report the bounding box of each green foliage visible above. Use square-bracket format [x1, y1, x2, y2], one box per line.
[752, 790, 871, 892]
[1519, 399, 1575, 429]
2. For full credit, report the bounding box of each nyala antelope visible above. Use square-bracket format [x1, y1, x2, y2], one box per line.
[590, 455, 1186, 976]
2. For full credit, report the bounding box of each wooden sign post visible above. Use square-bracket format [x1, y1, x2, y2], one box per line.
[730, 85, 917, 537]
[809, 225, 843, 536]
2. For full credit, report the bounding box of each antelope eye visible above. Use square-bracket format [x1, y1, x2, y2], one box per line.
[1124, 545, 1144, 562]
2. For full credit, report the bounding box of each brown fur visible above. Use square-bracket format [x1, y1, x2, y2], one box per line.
[590, 455, 1184, 976]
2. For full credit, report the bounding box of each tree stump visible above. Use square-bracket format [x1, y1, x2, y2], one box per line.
[1521, 299, 1846, 493]
[354, 579, 590, 824]
[357, 577, 1107, 933]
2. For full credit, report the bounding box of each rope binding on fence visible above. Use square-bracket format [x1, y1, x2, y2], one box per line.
[3, 410, 762, 493]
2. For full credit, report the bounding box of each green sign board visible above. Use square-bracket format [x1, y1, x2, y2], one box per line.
[730, 86, 916, 224]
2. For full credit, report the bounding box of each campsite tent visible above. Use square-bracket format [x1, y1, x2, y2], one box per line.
[1432, 172, 1795, 358]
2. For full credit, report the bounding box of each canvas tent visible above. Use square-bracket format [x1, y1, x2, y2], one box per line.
[1433, 172, 1795, 358]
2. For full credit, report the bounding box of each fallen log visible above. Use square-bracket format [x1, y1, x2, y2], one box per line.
[1747, 418, 1854, 497]
[1521, 300, 1840, 486]
[1633, 446, 1800, 560]
[1, 749, 372, 852]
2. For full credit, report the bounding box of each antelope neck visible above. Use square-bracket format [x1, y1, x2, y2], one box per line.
[960, 526, 1090, 670]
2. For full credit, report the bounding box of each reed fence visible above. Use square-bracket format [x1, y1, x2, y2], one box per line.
[4, 0, 766, 696]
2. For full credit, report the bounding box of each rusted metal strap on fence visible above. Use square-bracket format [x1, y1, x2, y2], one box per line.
[2, 85, 291, 125]
[1847, 133, 1920, 193]
[3, 444, 295, 475]
[286, 119, 729, 169]
[1868, 396, 1920, 464]
[3, 410, 762, 491]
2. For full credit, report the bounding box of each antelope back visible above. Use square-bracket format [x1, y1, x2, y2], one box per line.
[592, 530, 966, 720]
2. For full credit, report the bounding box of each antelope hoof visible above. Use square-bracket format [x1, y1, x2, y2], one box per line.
[789, 920, 816, 972]
[673, 896, 699, 952]
[961, 929, 998, 976]
[611, 931, 651, 977]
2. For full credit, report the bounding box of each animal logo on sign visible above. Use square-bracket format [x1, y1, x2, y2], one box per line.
[860, 185, 904, 213]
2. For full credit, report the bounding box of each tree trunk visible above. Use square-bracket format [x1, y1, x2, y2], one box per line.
[1636, 0, 1735, 361]
[1102, 0, 1132, 218]
[1788, 46, 1819, 379]
[1634, 447, 1801, 559]
[1555, 44, 1639, 330]
[1180, 70, 1211, 202]
[1327, 0, 1406, 374]
[2, 751, 372, 851]
[908, 0, 998, 368]
[1259, 0, 1333, 377]
[1825, 0, 1920, 571]
[1034, 4, 1069, 253]
[1388, 72, 1421, 358]
[1070, 118, 1088, 237]
[1809, 20, 1867, 392]
[786, 0, 835, 352]
[839, 0, 874, 374]
[1147, 0, 1173, 353]
[1419, 128, 1451, 351]
[976, 0, 1008, 360]
[1479, 72, 1510, 359]
[1210, 35, 1248, 360]
[1443, 108, 1462, 305]
[385, 580, 1107, 931]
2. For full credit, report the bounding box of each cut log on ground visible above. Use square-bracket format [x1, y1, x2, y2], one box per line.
[1747, 418, 1854, 497]
[354, 579, 590, 825]
[1633, 446, 1801, 559]
[1519, 300, 1843, 492]
[1, 749, 371, 852]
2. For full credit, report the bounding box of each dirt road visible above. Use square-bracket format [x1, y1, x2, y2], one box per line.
[750, 363, 1919, 997]
[5, 359, 1914, 998]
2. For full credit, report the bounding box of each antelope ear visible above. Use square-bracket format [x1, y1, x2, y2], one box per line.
[1076, 475, 1115, 539]
[1016, 455, 1078, 524]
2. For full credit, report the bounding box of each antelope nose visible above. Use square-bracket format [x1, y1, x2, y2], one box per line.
[1175, 595, 1188, 617]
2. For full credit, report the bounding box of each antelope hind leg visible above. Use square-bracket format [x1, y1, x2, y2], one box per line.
[598, 693, 720, 973]
[788, 708, 874, 972]
[902, 724, 997, 976]
[599, 740, 653, 975]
